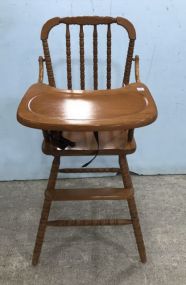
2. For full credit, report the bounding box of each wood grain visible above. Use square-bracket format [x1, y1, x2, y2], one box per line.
[49, 187, 133, 201]
[17, 82, 157, 131]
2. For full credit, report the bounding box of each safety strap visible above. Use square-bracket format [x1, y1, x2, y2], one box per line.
[82, 131, 99, 167]
[50, 131, 76, 149]
[49, 131, 99, 167]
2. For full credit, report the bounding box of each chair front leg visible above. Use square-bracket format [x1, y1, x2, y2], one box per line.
[32, 156, 60, 265]
[119, 154, 146, 263]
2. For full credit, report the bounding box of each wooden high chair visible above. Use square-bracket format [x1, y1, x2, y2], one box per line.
[17, 16, 157, 265]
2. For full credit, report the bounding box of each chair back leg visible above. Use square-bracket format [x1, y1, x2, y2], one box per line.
[119, 154, 146, 263]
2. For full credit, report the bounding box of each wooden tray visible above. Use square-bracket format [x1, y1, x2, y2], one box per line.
[17, 82, 157, 131]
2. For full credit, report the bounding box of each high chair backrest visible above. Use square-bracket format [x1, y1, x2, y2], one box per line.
[41, 16, 136, 90]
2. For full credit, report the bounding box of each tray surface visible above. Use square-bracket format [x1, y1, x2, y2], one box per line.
[17, 82, 157, 131]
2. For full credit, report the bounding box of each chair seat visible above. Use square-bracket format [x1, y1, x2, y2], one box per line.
[42, 130, 136, 156]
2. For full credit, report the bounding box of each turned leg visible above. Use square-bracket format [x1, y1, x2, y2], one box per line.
[32, 156, 60, 265]
[119, 154, 146, 263]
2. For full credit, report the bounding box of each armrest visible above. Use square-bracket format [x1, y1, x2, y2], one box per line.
[133, 55, 140, 83]
[38, 56, 45, 83]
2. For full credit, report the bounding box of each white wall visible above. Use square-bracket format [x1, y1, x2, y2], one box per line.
[0, 0, 186, 180]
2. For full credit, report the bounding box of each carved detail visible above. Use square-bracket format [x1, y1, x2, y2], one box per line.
[41, 17, 136, 89]
[93, 25, 98, 90]
[42, 40, 56, 87]
[79, 25, 85, 90]
[123, 39, 135, 86]
[107, 24, 111, 89]
[66, 24, 72, 89]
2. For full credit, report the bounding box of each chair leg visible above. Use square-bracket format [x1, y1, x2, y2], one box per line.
[32, 156, 60, 265]
[119, 154, 146, 263]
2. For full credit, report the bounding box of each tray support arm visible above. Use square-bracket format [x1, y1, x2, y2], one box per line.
[38, 56, 45, 83]
[133, 55, 140, 83]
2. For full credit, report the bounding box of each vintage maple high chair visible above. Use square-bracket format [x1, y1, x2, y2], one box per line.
[17, 16, 157, 265]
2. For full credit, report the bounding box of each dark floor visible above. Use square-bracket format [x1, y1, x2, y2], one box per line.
[0, 175, 186, 285]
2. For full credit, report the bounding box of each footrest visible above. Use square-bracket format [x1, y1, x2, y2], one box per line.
[47, 219, 132, 226]
[58, 167, 121, 173]
[49, 187, 133, 201]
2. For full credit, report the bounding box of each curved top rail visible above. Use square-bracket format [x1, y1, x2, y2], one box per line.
[41, 16, 136, 40]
